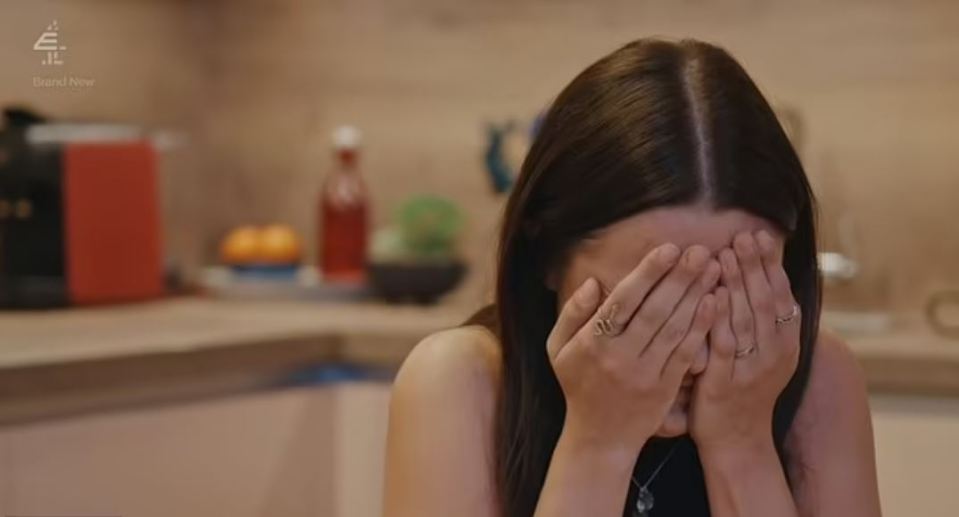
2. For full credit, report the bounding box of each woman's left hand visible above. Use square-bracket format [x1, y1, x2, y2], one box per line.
[689, 230, 802, 456]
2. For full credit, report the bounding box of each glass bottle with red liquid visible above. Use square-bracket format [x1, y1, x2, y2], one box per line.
[319, 126, 369, 283]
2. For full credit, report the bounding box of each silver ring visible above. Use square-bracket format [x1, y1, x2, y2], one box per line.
[592, 303, 623, 337]
[734, 343, 756, 359]
[775, 304, 800, 326]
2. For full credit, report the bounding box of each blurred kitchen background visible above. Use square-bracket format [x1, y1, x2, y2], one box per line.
[1, 0, 958, 516]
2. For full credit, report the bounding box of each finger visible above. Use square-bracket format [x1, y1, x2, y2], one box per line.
[617, 245, 712, 355]
[756, 230, 799, 319]
[591, 243, 681, 339]
[640, 260, 720, 371]
[546, 277, 600, 362]
[719, 248, 756, 353]
[704, 286, 736, 383]
[756, 228, 785, 264]
[733, 232, 776, 348]
[662, 293, 716, 386]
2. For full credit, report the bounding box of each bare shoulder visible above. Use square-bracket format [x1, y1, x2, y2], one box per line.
[384, 325, 502, 517]
[788, 329, 881, 517]
[393, 324, 502, 407]
[792, 329, 870, 432]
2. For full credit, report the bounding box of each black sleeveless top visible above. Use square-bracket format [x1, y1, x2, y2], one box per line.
[627, 436, 710, 516]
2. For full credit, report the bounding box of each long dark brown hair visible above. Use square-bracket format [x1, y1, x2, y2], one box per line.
[464, 38, 820, 517]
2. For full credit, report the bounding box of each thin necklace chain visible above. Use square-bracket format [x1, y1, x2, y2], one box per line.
[630, 440, 681, 490]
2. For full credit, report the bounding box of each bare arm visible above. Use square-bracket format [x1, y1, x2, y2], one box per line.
[692, 231, 880, 517]
[692, 232, 802, 517]
[533, 431, 639, 517]
[701, 438, 800, 517]
[787, 331, 882, 517]
[382, 327, 501, 517]
[697, 332, 881, 517]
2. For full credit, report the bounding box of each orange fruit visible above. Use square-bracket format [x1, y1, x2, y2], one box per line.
[257, 224, 302, 264]
[220, 226, 261, 265]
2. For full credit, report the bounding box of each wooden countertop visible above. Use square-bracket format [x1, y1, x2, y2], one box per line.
[1, 298, 958, 424]
[0, 298, 468, 370]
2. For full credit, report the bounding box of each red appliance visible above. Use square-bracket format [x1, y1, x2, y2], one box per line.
[0, 118, 164, 307]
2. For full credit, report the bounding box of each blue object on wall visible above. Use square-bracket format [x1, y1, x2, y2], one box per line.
[483, 121, 516, 194]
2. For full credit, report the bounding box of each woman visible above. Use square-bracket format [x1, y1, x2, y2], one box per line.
[383, 38, 881, 517]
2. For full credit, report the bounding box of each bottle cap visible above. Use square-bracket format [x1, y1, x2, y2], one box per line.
[332, 125, 361, 150]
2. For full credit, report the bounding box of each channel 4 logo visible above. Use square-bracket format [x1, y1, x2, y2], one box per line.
[33, 20, 67, 66]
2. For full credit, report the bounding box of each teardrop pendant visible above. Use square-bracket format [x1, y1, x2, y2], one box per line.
[633, 485, 654, 517]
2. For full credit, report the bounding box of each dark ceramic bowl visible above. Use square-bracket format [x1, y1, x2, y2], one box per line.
[366, 260, 466, 304]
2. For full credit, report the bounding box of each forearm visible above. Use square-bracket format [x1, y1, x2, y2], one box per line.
[701, 438, 800, 517]
[533, 428, 639, 517]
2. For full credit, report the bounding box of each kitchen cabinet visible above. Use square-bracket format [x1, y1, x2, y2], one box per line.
[872, 395, 959, 517]
[0, 386, 338, 517]
[2, 385, 959, 517]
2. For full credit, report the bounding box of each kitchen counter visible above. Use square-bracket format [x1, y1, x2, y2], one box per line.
[0, 298, 470, 424]
[0, 297, 467, 370]
[1, 298, 958, 423]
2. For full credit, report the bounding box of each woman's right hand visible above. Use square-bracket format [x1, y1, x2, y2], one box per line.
[547, 243, 720, 455]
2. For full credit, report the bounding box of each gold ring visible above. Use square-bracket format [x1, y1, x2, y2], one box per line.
[775, 304, 800, 326]
[593, 303, 622, 337]
[734, 343, 756, 359]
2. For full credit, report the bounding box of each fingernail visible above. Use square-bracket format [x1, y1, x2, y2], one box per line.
[659, 243, 681, 265]
[686, 245, 709, 270]
[578, 277, 599, 305]
[756, 230, 775, 255]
